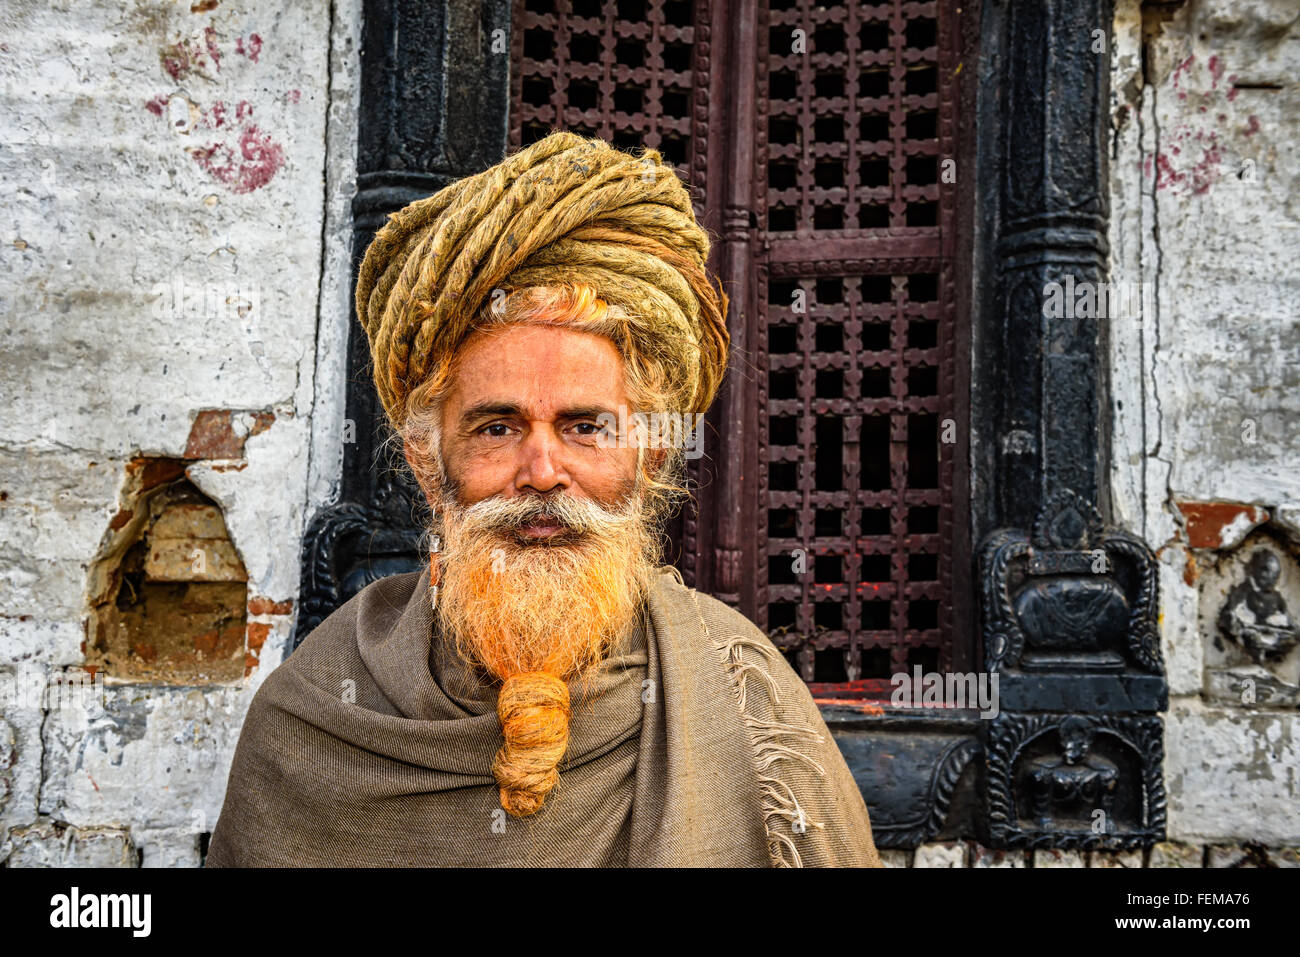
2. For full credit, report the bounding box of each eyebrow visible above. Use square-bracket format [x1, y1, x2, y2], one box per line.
[458, 401, 615, 424]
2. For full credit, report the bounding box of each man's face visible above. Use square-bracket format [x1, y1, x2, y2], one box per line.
[410, 323, 662, 685]
[437, 324, 640, 526]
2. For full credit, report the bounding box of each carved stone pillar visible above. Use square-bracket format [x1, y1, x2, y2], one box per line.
[972, 0, 1168, 849]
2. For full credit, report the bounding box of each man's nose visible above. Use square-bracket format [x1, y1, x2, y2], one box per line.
[514, 424, 570, 494]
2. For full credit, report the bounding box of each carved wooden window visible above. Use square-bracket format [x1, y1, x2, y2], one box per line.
[511, 0, 704, 174]
[510, 0, 968, 696]
[759, 0, 965, 695]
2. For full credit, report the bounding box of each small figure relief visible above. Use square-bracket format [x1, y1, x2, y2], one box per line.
[1216, 549, 1300, 666]
[1026, 716, 1118, 831]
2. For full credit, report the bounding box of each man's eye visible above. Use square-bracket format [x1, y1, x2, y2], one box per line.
[480, 423, 510, 437]
[574, 422, 600, 435]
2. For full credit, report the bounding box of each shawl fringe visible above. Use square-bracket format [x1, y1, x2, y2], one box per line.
[678, 568, 832, 868]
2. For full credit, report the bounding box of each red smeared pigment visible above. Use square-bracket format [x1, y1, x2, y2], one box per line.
[235, 32, 263, 62]
[1208, 55, 1224, 88]
[204, 24, 221, 71]
[1154, 152, 1181, 191]
[1172, 53, 1194, 100]
[1190, 135, 1222, 194]
[190, 124, 286, 194]
[160, 41, 192, 82]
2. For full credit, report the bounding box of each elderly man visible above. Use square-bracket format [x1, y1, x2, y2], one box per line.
[206, 131, 882, 867]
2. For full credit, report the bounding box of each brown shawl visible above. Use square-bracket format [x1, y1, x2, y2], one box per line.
[206, 565, 882, 867]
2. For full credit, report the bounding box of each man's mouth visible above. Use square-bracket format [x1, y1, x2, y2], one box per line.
[517, 515, 570, 540]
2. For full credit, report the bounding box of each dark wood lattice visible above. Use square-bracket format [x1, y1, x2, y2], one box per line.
[763, 1, 945, 234]
[511, 0, 703, 178]
[509, 0, 964, 697]
[758, 0, 960, 692]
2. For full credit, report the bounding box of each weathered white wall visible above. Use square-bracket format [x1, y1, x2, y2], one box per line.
[1110, 0, 1300, 849]
[0, 0, 359, 865]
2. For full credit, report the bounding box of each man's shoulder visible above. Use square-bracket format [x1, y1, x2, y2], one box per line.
[294, 569, 424, 653]
[245, 570, 426, 722]
[651, 565, 777, 642]
[263, 569, 425, 692]
[650, 566, 812, 704]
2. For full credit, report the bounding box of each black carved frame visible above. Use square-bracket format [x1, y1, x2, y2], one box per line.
[296, 0, 512, 640]
[964, 0, 1167, 848]
[295, 0, 1168, 849]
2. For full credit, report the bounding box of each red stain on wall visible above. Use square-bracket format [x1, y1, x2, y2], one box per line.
[1174, 500, 1269, 549]
[190, 124, 286, 194]
[1153, 56, 1256, 196]
[149, 29, 293, 194]
[1171, 53, 1195, 100]
[203, 24, 222, 71]
[235, 33, 263, 63]
[1207, 55, 1224, 88]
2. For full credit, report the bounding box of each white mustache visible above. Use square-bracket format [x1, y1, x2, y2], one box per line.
[453, 490, 643, 535]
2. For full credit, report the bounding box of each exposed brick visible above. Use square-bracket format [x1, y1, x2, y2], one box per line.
[127, 457, 187, 492]
[246, 621, 271, 654]
[1175, 501, 1269, 549]
[151, 504, 228, 540]
[145, 538, 247, 582]
[184, 409, 275, 460]
[244, 621, 273, 677]
[248, 596, 294, 616]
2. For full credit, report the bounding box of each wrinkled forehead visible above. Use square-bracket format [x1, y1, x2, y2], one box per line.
[445, 324, 629, 422]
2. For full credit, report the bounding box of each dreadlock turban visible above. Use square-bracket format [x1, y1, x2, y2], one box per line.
[354, 130, 731, 429]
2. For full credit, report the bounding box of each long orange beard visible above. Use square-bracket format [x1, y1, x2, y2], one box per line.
[430, 482, 659, 816]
